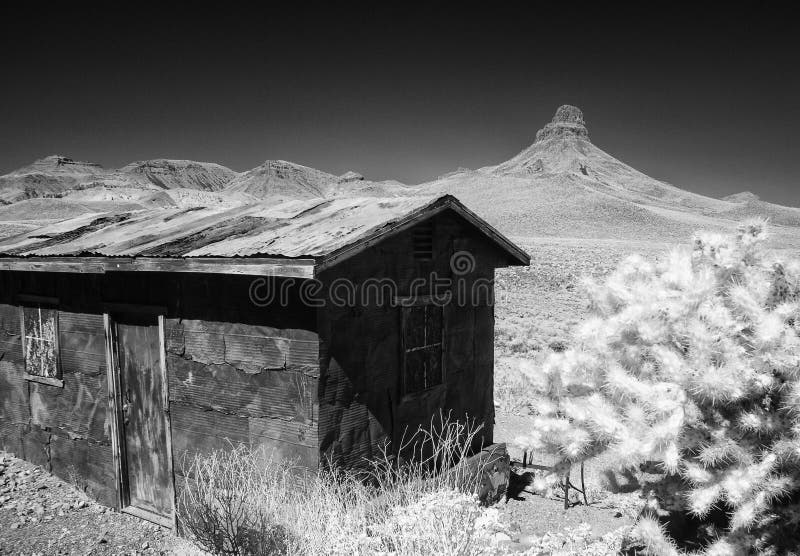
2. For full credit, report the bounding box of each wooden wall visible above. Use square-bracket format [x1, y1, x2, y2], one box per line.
[0, 272, 116, 506]
[316, 209, 507, 468]
[0, 271, 319, 508]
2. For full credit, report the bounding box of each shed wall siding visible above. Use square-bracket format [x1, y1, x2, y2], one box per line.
[0, 271, 319, 508]
[0, 273, 116, 506]
[317, 210, 504, 467]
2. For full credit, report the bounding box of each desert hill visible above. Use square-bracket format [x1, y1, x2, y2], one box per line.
[119, 159, 237, 191]
[0, 155, 240, 204]
[419, 105, 800, 242]
[225, 159, 410, 200]
[0, 105, 797, 246]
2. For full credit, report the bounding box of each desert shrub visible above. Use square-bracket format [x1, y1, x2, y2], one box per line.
[517, 221, 800, 554]
[495, 359, 535, 415]
[179, 414, 512, 555]
[495, 315, 543, 356]
[177, 446, 297, 555]
[373, 489, 506, 555]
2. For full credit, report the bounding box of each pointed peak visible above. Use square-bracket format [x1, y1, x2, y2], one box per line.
[535, 104, 590, 143]
[338, 170, 365, 183]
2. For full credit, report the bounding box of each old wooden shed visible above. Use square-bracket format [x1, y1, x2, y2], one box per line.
[0, 194, 529, 526]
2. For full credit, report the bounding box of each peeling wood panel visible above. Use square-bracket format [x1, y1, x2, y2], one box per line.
[167, 358, 317, 423]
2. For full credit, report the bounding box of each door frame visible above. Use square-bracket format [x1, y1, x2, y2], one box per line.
[103, 304, 176, 529]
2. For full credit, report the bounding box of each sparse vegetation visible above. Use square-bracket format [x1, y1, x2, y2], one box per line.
[178, 414, 514, 555]
[517, 221, 800, 554]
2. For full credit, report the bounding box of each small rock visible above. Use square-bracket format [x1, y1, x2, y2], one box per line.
[10, 522, 20, 529]
[614, 511, 623, 518]
[493, 532, 512, 543]
[142, 541, 150, 549]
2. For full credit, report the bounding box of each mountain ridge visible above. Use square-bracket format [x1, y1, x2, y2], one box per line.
[1, 105, 797, 244]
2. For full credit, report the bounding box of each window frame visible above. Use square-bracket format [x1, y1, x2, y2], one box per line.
[399, 296, 446, 395]
[18, 294, 63, 388]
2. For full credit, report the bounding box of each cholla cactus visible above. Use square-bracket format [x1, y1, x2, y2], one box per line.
[517, 221, 800, 554]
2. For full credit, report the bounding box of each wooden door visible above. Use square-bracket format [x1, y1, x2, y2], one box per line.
[110, 311, 174, 525]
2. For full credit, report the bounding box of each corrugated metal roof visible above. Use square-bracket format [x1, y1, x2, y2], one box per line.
[0, 195, 529, 268]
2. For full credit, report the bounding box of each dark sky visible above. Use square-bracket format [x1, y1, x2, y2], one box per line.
[1, 5, 798, 206]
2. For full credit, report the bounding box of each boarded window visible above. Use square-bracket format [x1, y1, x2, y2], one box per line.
[21, 304, 60, 379]
[412, 221, 434, 261]
[402, 303, 444, 393]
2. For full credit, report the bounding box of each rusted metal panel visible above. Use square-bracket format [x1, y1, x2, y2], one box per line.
[167, 357, 317, 423]
[170, 404, 250, 468]
[0, 303, 21, 332]
[22, 426, 52, 470]
[0, 304, 23, 365]
[248, 416, 318, 468]
[0, 361, 29, 425]
[29, 371, 108, 443]
[49, 435, 117, 508]
[166, 319, 319, 371]
[0, 421, 25, 456]
[0, 196, 529, 270]
[58, 312, 107, 376]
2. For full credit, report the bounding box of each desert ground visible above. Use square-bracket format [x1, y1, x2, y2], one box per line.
[2, 105, 799, 552]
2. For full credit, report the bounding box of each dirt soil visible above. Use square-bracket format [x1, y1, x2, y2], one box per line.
[493, 412, 644, 550]
[0, 454, 203, 556]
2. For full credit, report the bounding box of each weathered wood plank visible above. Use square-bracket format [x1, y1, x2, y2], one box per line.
[0, 257, 316, 278]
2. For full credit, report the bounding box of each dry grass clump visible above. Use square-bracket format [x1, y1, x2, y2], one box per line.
[178, 414, 510, 555]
